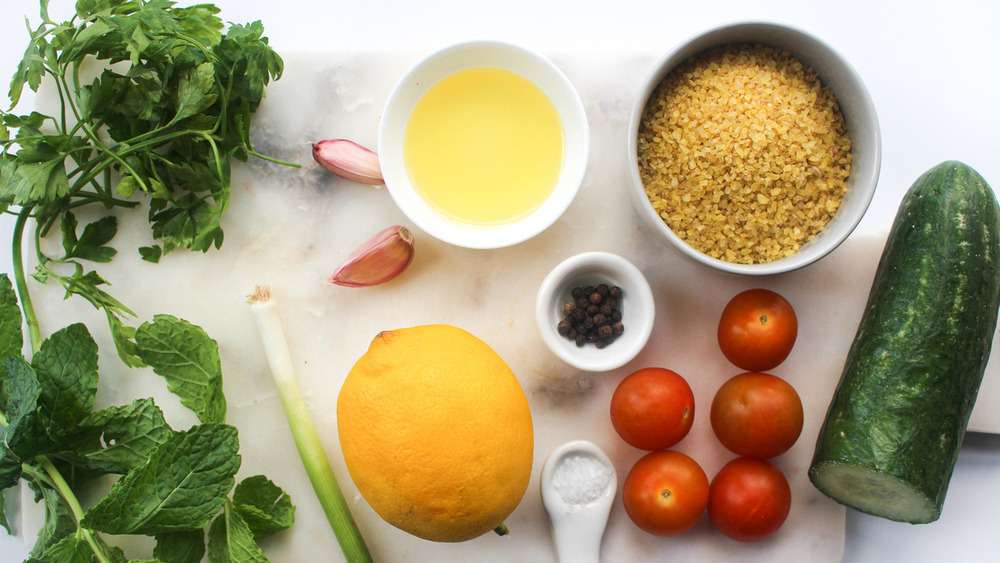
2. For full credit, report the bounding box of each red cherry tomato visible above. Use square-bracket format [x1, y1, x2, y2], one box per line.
[709, 457, 792, 542]
[710, 372, 803, 458]
[717, 288, 798, 372]
[622, 450, 709, 537]
[610, 368, 695, 450]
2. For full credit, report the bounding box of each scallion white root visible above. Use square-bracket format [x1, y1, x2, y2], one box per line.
[248, 285, 373, 563]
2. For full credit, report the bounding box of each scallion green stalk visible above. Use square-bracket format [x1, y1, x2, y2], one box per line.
[248, 285, 373, 563]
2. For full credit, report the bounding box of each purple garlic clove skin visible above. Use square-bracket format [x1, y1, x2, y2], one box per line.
[329, 226, 415, 287]
[312, 139, 384, 185]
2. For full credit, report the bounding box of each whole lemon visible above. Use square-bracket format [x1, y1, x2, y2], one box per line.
[337, 324, 534, 542]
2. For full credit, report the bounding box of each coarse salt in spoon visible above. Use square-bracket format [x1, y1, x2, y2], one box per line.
[540, 440, 617, 563]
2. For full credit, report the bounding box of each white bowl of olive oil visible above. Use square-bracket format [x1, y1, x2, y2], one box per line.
[379, 41, 589, 249]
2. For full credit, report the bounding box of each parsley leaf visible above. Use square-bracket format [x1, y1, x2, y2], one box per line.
[61, 213, 118, 263]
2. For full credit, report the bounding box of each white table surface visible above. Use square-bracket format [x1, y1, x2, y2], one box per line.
[2, 0, 1000, 561]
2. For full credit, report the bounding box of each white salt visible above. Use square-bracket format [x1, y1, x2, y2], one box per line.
[551, 454, 614, 508]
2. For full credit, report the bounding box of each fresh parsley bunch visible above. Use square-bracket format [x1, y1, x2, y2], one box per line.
[0, 0, 294, 365]
[0, 1, 300, 561]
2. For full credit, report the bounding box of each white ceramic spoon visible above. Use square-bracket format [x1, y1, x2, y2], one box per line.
[540, 440, 617, 563]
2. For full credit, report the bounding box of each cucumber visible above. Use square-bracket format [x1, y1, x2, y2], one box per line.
[809, 161, 1000, 524]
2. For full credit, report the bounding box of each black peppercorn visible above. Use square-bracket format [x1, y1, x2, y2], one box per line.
[556, 281, 625, 349]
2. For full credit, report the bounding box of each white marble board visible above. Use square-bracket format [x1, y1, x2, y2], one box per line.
[14, 49, 1000, 562]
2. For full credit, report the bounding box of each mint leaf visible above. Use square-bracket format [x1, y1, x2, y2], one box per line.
[81, 423, 241, 535]
[69, 398, 174, 474]
[39, 536, 92, 563]
[32, 323, 99, 432]
[232, 475, 294, 539]
[153, 529, 206, 563]
[0, 274, 23, 410]
[40, 533, 126, 563]
[0, 490, 7, 533]
[28, 481, 77, 559]
[0, 436, 21, 489]
[0, 274, 23, 358]
[2, 355, 51, 460]
[207, 502, 268, 563]
[135, 315, 226, 424]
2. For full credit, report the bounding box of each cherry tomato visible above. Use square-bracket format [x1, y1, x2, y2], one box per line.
[709, 457, 791, 542]
[710, 372, 803, 458]
[717, 288, 798, 372]
[610, 368, 695, 450]
[622, 450, 709, 537]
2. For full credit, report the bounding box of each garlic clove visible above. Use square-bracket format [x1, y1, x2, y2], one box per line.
[312, 139, 384, 185]
[329, 226, 415, 287]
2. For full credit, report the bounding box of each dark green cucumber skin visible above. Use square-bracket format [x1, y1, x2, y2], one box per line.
[809, 161, 1000, 521]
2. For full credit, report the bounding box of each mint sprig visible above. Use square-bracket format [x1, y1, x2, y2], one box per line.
[0, 277, 295, 561]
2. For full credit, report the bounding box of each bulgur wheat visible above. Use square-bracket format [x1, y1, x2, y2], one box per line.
[637, 43, 852, 264]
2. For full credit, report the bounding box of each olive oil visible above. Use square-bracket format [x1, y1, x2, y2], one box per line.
[404, 67, 565, 226]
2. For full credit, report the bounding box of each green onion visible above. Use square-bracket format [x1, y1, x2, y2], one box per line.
[248, 285, 374, 563]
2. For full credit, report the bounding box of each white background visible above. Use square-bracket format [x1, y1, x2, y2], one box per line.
[2, 0, 1000, 561]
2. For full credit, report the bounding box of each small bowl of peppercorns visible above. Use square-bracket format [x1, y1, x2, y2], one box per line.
[535, 252, 655, 372]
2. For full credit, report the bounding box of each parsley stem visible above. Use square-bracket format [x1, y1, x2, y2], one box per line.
[246, 149, 302, 168]
[56, 73, 153, 195]
[12, 207, 42, 353]
[12, 205, 112, 563]
[247, 286, 374, 563]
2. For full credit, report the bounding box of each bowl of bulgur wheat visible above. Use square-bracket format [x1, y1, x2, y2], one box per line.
[628, 21, 881, 275]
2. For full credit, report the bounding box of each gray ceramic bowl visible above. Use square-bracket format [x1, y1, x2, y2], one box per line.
[535, 252, 654, 372]
[627, 21, 881, 275]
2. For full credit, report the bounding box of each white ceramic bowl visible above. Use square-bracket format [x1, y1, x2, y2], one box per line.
[535, 252, 654, 372]
[379, 41, 589, 249]
[627, 21, 882, 275]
